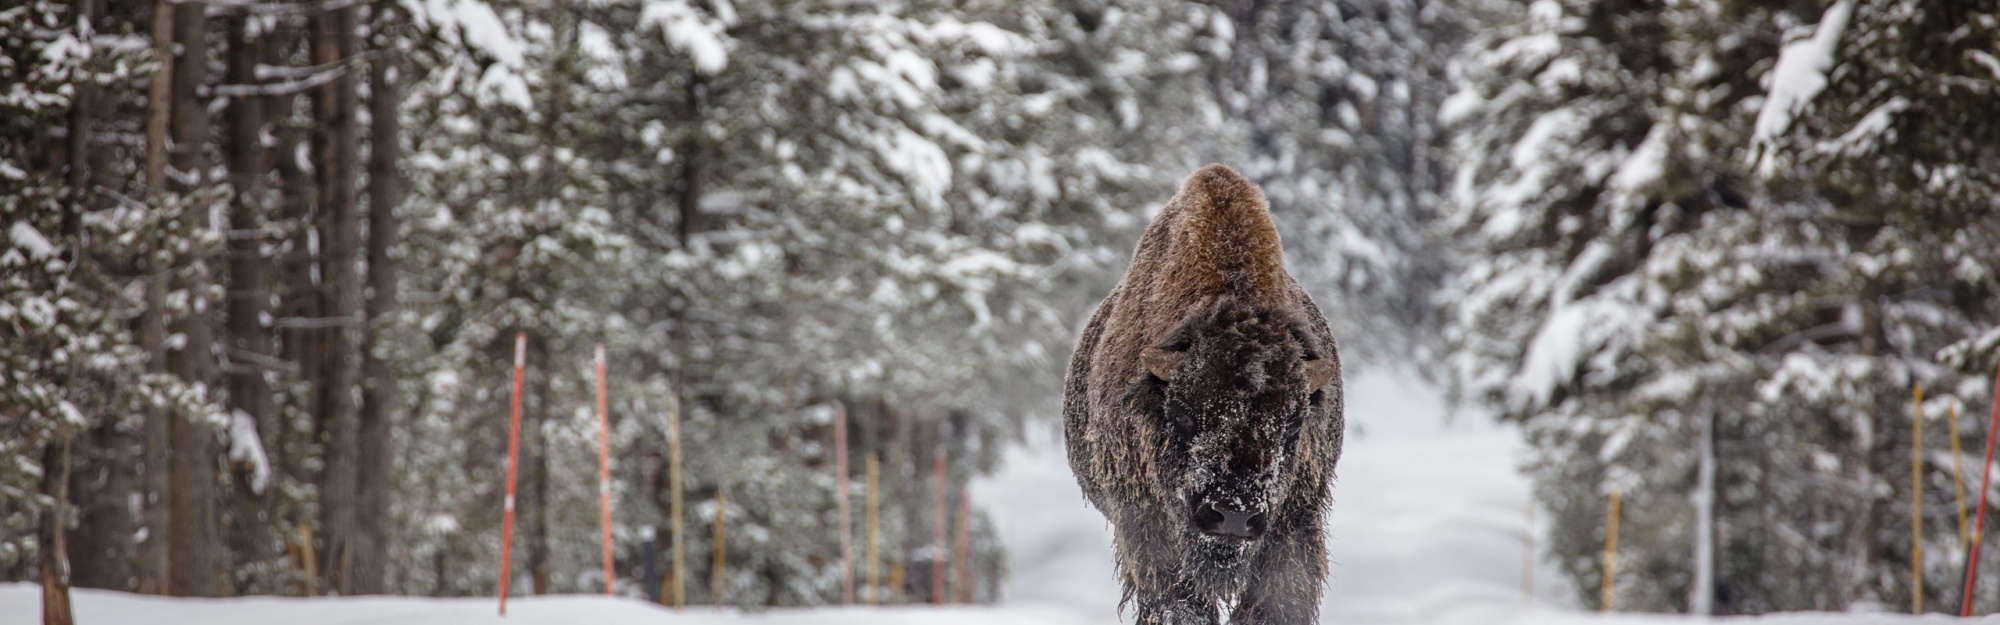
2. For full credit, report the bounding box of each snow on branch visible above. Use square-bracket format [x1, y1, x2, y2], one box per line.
[227, 409, 273, 495]
[1748, 0, 1856, 177]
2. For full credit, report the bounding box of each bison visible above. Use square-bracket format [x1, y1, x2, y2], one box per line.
[1063, 164, 1344, 625]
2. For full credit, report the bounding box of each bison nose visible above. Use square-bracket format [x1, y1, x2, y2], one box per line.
[1194, 502, 1267, 540]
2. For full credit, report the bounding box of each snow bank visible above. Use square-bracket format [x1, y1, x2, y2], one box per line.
[2, 374, 1985, 625]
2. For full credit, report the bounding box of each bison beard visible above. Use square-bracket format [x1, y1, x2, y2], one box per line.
[1064, 164, 1344, 625]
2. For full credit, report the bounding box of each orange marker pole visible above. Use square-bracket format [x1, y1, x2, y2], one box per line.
[499, 333, 526, 616]
[595, 344, 615, 595]
[1960, 363, 2000, 616]
[1914, 384, 1925, 614]
[955, 491, 973, 603]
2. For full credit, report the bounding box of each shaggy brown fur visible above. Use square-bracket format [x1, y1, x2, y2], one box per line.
[1064, 164, 1344, 625]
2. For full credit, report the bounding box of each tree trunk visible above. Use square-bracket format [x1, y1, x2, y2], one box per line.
[165, 0, 219, 596]
[39, 435, 75, 625]
[143, 0, 172, 191]
[310, 3, 363, 595]
[528, 355, 549, 594]
[675, 72, 704, 247]
[61, 0, 138, 594]
[221, 11, 276, 592]
[67, 420, 136, 591]
[351, 27, 401, 594]
[136, 0, 174, 596]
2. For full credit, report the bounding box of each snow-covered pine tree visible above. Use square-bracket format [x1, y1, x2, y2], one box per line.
[0, 0, 196, 594]
[1746, 0, 2000, 609]
[389, 0, 634, 595]
[1445, 0, 2000, 613]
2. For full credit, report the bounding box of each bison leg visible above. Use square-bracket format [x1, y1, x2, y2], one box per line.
[1134, 581, 1218, 625]
[1228, 523, 1326, 625]
[1116, 513, 1219, 625]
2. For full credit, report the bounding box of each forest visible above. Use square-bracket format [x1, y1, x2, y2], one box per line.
[3, 0, 1998, 618]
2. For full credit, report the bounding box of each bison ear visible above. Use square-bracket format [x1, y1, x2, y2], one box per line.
[1304, 357, 1337, 393]
[1141, 347, 1185, 382]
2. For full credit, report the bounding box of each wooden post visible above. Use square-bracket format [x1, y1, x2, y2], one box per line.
[866, 453, 880, 606]
[1960, 363, 2000, 617]
[499, 333, 525, 616]
[955, 492, 972, 603]
[297, 525, 319, 597]
[1600, 490, 1620, 613]
[669, 394, 685, 609]
[594, 344, 614, 596]
[711, 489, 726, 609]
[1954, 403, 1970, 550]
[932, 452, 947, 605]
[835, 403, 853, 605]
[1914, 383, 1925, 614]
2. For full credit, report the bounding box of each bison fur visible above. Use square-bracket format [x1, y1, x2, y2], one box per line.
[1063, 164, 1344, 625]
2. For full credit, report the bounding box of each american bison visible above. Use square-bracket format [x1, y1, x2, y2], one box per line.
[1064, 164, 1343, 625]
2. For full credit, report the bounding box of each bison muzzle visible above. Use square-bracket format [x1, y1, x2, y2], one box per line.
[1064, 164, 1344, 625]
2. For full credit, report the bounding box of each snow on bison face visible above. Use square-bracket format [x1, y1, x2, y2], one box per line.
[1127, 297, 1337, 568]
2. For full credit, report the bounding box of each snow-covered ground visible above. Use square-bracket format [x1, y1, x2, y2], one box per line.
[0, 371, 1983, 624]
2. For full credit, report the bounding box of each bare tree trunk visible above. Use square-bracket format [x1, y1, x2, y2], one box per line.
[166, 0, 219, 596]
[40, 435, 75, 625]
[310, 2, 363, 595]
[137, 0, 174, 596]
[351, 25, 401, 593]
[222, 9, 276, 592]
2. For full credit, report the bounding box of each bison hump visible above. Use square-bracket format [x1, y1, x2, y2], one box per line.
[1146, 164, 1289, 302]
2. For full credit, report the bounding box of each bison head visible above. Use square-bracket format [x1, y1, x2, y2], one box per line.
[1128, 296, 1335, 565]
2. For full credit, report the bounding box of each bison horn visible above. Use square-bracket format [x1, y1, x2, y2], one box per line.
[1305, 357, 1336, 393]
[1141, 346, 1185, 381]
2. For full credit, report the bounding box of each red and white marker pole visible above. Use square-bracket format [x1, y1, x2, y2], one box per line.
[499, 333, 526, 616]
[595, 343, 615, 596]
[1960, 362, 2000, 616]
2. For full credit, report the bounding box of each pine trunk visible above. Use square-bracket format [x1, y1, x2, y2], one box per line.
[222, 10, 277, 591]
[61, 0, 138, 594]
[136, 0, 173, 596]
[165, 0, 218, 596]
[311, 3, 363, 595]
[352, 29, 401, 594]
[39, 437, 74, 625]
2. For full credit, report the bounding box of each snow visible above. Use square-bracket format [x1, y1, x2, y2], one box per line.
[1, 372, 1981, 624]
[640, 0, 732, 75]
[9, 222, 56, 259]
[226, 409, 273, 495]
[1749, 0, 1856, 176]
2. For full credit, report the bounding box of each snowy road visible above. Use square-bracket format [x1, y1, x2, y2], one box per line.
[973, 369, 1576, 624]
[0, 373, 1978, 624]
